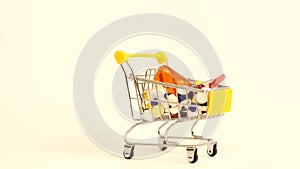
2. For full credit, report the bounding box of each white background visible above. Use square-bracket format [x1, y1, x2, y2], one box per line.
[1, 0, 300, 168]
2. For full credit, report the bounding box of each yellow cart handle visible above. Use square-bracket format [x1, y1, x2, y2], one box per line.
[114, 50, 168, 64]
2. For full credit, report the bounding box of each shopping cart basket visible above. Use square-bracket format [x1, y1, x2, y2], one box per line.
[114, 50, 232, 163]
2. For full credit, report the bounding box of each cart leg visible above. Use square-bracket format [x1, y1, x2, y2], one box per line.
[191, 119, 200, 137]
[164, 120, 180, 142]
[158, 120, 171, 138]
[124, 122, 143, 144]
[123, 122, 143, 160]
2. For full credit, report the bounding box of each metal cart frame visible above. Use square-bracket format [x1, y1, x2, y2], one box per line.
[115, 50, 231, 163]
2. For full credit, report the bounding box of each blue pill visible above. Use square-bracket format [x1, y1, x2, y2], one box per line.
[151, 98, 158, 106]
[189, 102, 197, 112]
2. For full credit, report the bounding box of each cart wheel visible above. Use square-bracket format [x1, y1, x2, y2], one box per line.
[207, 143, 217, 157]
[123, 144, 134, 159]
[186, 147, 198, 163]
[160, 140, 167, 151]
[158, 138, 167, 151]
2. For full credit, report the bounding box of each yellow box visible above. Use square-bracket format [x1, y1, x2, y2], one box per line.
[207, 88, 232, 117]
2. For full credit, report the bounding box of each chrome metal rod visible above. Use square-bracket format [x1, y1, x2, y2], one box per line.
[157, 120, 171, 137]
[164, 120, 180, 141]
[158, 135, 202, 140]
[124, 122, 143, 144]
[191, 119, 200, 137]
[121, 64, 135, 119]
[125, 139, 216, 148]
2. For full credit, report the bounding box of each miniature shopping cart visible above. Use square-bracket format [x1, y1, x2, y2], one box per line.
[114, 50, 232, 163]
